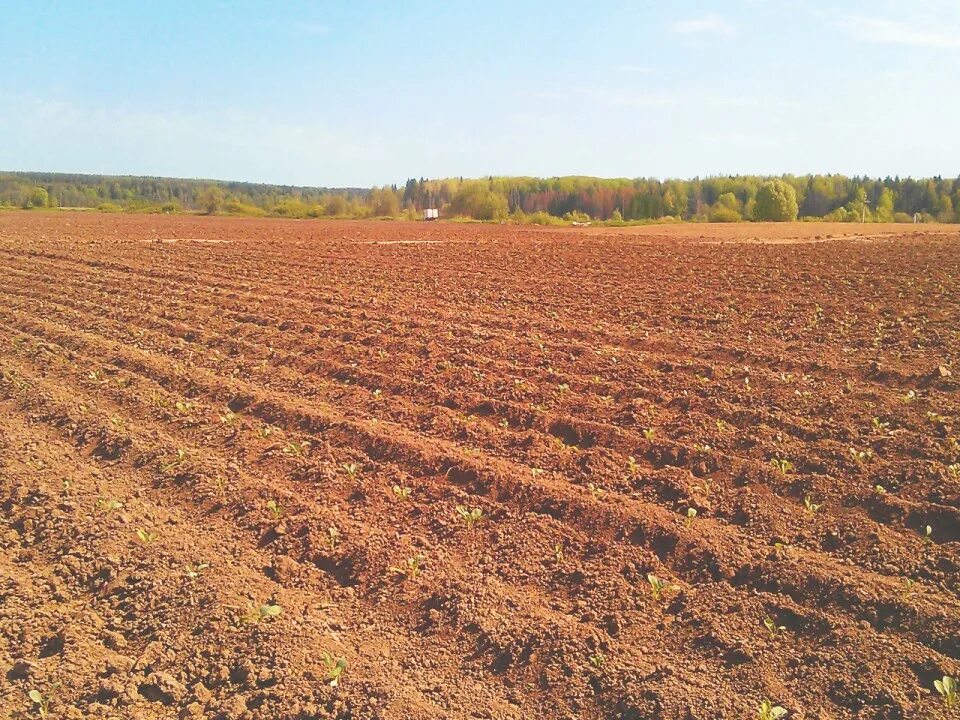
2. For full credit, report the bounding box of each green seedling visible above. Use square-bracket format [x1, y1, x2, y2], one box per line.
[530, 467, 544, 478]
[769, 458, 794, 475]
[161, 448, 189, 473]
[243, 602, 282, 624]
[716, 418, 731, 433]
[87, 369, 102, 383]
[136, 528, 157, 544]
[947, 463, 960, 479]
[557, 383, 569, 394]
[588, 651, 605, 669]
[96, 498, 122, 512]
[328, 525, 340, 551]
[175, 400, 194, 414]
[758, 700, 787, 720]
[185, 562, 209, 579]
[342, 463, 359, 478]
[901, 389, 917, 403]
[647, 573, 678, 601]
[900, 578, 916, 602]
[642, 428, 656, 441]
[803, 495, 820, 514]
[935, 675, 957, 709]
[554, 542, 565, 564]
[391, 553, 426, 580]
[371, 388, 383, 401]
[109, 415, 126, 430]
[627, 455, 640, 475]
[872, 417, 890, 433]
[322, 651, 348, 686]
[849, 447, 873, 463]
[266, 500, 282, 519]
[256, 425, 276, 439]
[456, 505, 483, 529]
[921, 525, 933, 543]
[392, 485, 412, 501]
[587, 483, 605, 500]
[219, 410, 238, 425]
[763, 617, 786, 638]
[685, 508, 697, 527]
[28, 688, 53, 718]
[695, 479, 715, 500]
[283, 440, 310, 456]
[874, 484, 887, 495]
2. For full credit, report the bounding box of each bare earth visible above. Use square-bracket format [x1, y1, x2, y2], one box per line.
[1, 212, 958, 720]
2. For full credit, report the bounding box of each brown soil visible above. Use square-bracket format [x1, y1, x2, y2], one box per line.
[1, 211, 958, 720]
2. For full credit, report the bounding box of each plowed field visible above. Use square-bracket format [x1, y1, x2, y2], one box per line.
[1, 212, 959, 720]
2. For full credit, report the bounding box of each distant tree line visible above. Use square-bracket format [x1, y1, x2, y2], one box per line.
[2, 170, 958, 223]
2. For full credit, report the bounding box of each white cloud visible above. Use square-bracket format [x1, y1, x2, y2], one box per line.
[837, 14, 960, 48]
[671, 14, 734, 36]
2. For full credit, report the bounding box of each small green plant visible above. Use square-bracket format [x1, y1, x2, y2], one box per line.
[266, 499, 282, 519]
[161, 447, 189, 473]
[947, 463, 960, 479]
[921, 525, 933, 543]
[342, 462, 359, 478]
[763, 616, 786, 638]
[935, 675, 957, 709]
[371, 388, 383, 401]
[530, 467, 544, 478]
[900, 578, 916, 602]
[283, 440, 310, 456]
[872, 417, 890, 433]
[175, 400, 194, 414]
[769, 458, 793, 475]
[28, 688, 51, 718]
[456, 505, 483, 528]
[849, 447, 873, 464]
[109, 414, 126, 430]
[647, 573, 678, 601]
[627, 455, 640, 475]
[256, 425, 276, 439]
[587, 483, 605, 500]
[588, 651, 605, 669]
[96, 497, 122, 512]
[136, 528, 157, 543]
[874, 484, 887, 495]
[243, 602, 282, 624]
[554, 542, 565, 564]
[322, 651, 348, 686]
[219, 409, 238, 425]
[391, 553, 426, 580]
[803, 495, 820, 514]
[758, 700, 787, 720]
[685, 508, 697, 527]
[642, 427, 656, 441]
[185, 562, 209, 579]
[902, 389, 917, 403]
[328, 525, 340, 551]
[392, 485, 412, 500]
[695, 479, 715, 500]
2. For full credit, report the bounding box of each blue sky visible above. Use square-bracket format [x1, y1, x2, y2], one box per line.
[1, 1, 958, 187]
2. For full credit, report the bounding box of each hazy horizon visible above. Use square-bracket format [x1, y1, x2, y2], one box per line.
[2, 1, 958, 186]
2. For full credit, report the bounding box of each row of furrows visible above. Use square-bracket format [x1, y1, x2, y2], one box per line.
[0, 329, 774, 718]
[4, 270, 958, 558]
[7, 281, 959, 606]
[0, 396, 477, 718]
[4, 255, 951, 473]
[2, 244, 931, 386]
[3, 327, 956, 719]
[3, 303, 959, 665]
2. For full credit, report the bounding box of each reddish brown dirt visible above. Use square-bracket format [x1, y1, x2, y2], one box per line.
[1, 211, 959, 720]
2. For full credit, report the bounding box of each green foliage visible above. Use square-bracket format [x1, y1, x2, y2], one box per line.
[456, 505, 483, 528]
[322, 651, 348, 686]
[758, 700, 787, 720]
[647, 573, 678, 600]
[935, 675, 957, 708]
[3, 171, 958, 224]
[754, 179, 799, 221]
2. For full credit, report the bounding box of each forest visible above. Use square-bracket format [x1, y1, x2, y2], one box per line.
[1, 170, 958, 223]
